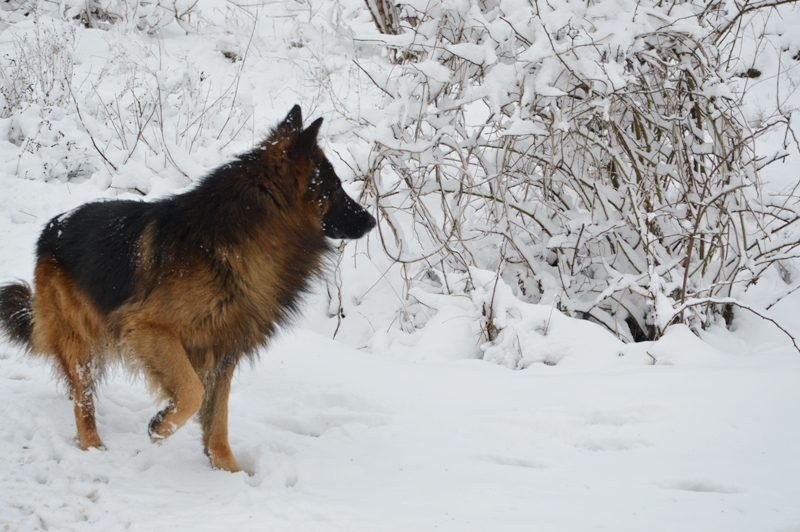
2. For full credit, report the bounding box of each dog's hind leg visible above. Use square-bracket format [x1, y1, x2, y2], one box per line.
[44, 327, 104, 450]
[62, 344, 104, 450]
[32, 261, 104, 450]
[121, 323, 204, 442]
[198, 360, 241, 473]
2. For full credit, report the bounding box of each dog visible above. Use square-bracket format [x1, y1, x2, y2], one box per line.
[0, 105, 376, 472]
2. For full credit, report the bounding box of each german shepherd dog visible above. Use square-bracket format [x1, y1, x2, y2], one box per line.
[0, 106, 376, 472]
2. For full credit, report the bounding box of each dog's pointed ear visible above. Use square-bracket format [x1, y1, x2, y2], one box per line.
[290, 117, 323, 159]
[278, 105, 303, 134]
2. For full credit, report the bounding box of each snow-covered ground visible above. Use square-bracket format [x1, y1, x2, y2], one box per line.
[2, 0, 800, 530]
[2, 300, 800, 531]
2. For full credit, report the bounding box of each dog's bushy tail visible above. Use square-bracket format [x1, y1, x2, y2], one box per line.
[0, 282, 34, 350]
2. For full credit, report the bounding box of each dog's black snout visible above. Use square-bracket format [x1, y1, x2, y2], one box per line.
[322, 188, 377, 240]
[364, 212, 377, 231]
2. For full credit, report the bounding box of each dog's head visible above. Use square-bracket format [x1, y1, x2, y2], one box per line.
[267, 106, 376, 240]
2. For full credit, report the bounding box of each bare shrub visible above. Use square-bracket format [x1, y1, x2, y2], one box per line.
[0, 20, 74, 115]
[0, 20, 99, 181]
[59, 0, 201, 32]
[82, 58, 253, 182]
[0, 1, 252, 184]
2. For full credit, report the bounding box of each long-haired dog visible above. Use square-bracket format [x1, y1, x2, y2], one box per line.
[0, 106, 376, 472]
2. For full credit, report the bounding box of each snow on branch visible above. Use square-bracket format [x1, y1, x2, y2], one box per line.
[349, 0, 800, 362]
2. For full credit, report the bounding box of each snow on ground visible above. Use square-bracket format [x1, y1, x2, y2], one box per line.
[2, 309, 800, 531]
[2, 0, 800, 530]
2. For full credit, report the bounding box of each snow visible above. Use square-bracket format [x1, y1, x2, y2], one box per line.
[2, 321, 800, 531]
[2, 0, 800, 530]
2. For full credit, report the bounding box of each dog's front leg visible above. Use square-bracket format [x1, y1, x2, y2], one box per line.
[121, 322, 204, 442]
[198, 360, 241, 473]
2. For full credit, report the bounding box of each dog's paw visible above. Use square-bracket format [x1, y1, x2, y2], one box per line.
[147, 404, 177, 442]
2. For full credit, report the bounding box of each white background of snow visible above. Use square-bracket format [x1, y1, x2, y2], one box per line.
[1, 0, 800, 530]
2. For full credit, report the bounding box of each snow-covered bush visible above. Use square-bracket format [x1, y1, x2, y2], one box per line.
[0, 19, 73, 113]
[60, 0, 201, 32]
[0, 19, 101, 181]
[0, 0, 253, 186]
[356, 0, 800, 350]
